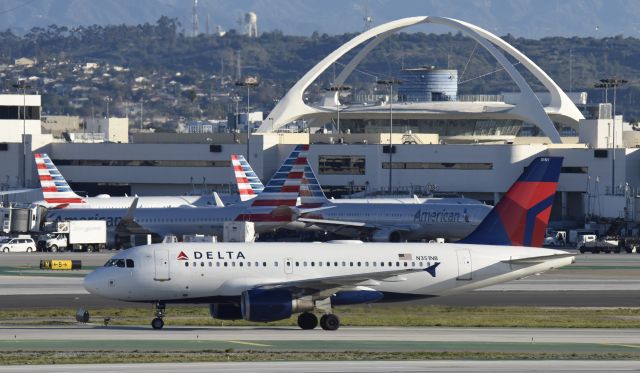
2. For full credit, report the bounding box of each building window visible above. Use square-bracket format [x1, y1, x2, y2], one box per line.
[561, 167, 588, 174]
[51, 159, 231, 168]
[0, 106, 40, 120]
[319, 156, 365, 175]
[383, 162, 493, 170]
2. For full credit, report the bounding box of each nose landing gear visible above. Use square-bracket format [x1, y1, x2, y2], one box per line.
[151, 302, 166, 330]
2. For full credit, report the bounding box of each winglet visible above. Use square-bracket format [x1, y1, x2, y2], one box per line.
[123, 197, 139, 221]
[213, 192, 225, 207]
[424, 262, 440, 277]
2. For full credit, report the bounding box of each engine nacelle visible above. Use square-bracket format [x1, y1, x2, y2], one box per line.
[209, 303, 243, 320]
[331, 290, 384, 306]
[371, 229, 403, 242]
[240, 289, 313, 322]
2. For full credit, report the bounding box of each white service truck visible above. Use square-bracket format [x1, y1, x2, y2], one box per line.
[38, 220, 107, 252]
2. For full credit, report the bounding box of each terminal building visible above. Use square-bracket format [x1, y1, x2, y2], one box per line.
[1, 16, 639, 230]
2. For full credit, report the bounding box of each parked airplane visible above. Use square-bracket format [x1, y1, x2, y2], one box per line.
[48, 146, 314, 244]
[84, 156, 574, 331]
[33, 153, 219, 209]
[230, 148, 490, 242]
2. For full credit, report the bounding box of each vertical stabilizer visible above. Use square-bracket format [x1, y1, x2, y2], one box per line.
[34, 153, 85, 206]
[460, 157, 563, 247]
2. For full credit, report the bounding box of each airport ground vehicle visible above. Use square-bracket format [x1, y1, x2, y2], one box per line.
[0, 236, 36, 253]
[577, 235, 620, 253]
[38, 220, 107, 252]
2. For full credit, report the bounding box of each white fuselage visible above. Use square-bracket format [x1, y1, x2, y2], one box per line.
[84, 242, 574, 303]
[36, 195, 219, 209]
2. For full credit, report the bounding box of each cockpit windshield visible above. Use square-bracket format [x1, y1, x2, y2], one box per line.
[104, 259, 134, 268]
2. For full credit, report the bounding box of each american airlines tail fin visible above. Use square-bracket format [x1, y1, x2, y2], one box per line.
[231, 154, 264, 202]
[249, 145, 310, 207]
[299, 162, 330, 207]
[34, 153, 86, 206]
[459, 156, 563, 247]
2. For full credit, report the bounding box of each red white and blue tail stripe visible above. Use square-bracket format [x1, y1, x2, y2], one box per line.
[460, 156, 563, 247]
[231, 154, 264, 202]
[34, 153, 86, 206]
[234, 145, 309, 222]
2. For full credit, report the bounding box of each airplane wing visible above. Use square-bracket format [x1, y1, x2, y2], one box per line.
[297, 217, 414, 238]
[254, 262, 440, 297]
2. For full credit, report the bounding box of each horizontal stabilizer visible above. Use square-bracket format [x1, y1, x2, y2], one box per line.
[502, 253, 576, 265]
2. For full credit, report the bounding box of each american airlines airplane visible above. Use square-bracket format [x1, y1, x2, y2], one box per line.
[84, 156, 575, 331]
[230, 147, 491, 242]
[33, 153, 219, 209]
[48, 146, 315, 243]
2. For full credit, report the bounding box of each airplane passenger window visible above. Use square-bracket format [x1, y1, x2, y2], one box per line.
[239, 262, 243, 267]
[274, 262, 278, 267]
[262, 262, 267, 267]
[357, 262, 361, 267]
[349, 262, 353, 267]
[396, 262, 400, 267]
[126, 259, 134, 268]
[216, 262, 220, 267]
[419, 262, 423, 267]
[224, 262, 228, 267]
[381, 262, 385, 267]
[303, 261, 307, 267]
[311, 262, 315, 267]
[286, 261, 291, 266]
[185, 262, 189, 267]
[247, 262, 251, 267]
[232, 262, 236, 267]
[411, 262, 415, 267]
[326, 262, 330, 267]
[201, 262, 205, 267]
[388, 262, 392, 267]
[365, 262, 369, 267]
[255, 261, 259, 267]
[342, 261, 346, 266]
[295, 262, 299, 267]
[404, 262, 408, 267]
[209, 262, 212, 267]
[334, 262, 338, 267]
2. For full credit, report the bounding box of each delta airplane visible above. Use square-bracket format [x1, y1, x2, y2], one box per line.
[232, 146, 491, 242]
[33, 153, 220, 209]
[48, 146, 315, 243]
[84, 156, 575, 331]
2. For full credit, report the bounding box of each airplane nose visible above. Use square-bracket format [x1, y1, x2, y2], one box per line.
[83, 271, 100, 295]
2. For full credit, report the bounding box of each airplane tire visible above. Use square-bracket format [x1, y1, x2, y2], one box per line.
[320, 314, 340, 331]
[297, 312, 318, 330]
[151, 318, 164, 330]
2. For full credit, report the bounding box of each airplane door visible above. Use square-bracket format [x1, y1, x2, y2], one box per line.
[284, 258, 293, 274]
[154, 250, 171, 281]
[456, 249, 472, 280]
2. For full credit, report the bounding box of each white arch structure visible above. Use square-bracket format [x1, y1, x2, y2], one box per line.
[258, 16, 584, 143]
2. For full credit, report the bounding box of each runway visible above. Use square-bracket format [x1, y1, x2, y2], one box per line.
[0, 361, 639, 373]
[1, 325, 638, 344]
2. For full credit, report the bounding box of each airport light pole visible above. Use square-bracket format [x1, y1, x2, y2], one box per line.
[236, 77, 259, 159]
[598, 78, 628, 194]
[325, 84, 351, 136]
[104, 96, 112, 118]
[13, 81, 31, 188]
[377, 78, 402, 194]
[231, 93, 241, 143]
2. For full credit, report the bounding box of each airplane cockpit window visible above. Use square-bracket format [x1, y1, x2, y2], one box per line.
[126, 259, 135, 268]
[104, 259, 128, 268]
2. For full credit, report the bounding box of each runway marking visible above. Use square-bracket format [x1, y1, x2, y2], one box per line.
[226, 340, 272, 347]
[607, 344, 640, 349]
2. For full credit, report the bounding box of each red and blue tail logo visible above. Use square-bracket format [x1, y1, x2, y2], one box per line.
[460, 157, 563, 247]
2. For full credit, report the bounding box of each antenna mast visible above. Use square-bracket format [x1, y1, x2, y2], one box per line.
[192, 0, 199, 36]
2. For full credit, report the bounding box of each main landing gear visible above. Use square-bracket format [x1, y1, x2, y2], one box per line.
[296, 312, 340, 331]
[151, 302, 166, 330]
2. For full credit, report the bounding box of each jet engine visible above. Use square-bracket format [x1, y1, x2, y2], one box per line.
[371, 229, 404, 242]
[240, 289, 313, 322]
[209, 303, 243, 320]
